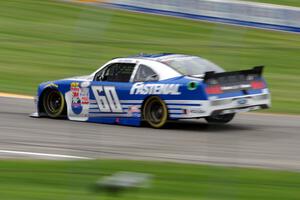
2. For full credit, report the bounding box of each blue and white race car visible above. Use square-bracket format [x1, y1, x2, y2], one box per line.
[32, 53, 271, 128]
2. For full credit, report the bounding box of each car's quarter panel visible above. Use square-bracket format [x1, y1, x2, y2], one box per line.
[155, 77, 209, 119]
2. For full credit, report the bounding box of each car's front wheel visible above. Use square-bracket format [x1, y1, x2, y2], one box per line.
[43, 89, 66, 118]
[205, 113, 235, 124]
[143, 96, 168, 128]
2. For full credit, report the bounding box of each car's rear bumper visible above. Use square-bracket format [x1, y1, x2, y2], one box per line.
[167, 91, 271, 119]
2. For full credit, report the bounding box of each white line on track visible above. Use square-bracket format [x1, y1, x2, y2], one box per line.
[0, 150, 92, 160]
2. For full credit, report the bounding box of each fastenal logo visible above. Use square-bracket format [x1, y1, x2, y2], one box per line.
[130, 83, 181, 95]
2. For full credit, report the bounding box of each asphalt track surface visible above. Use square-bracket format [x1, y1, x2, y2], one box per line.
[1, 96, 300, 171]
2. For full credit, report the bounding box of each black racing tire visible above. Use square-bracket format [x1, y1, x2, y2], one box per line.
[143, 96, 168, 128]
[205, 113, 235, 124]
[42, 89, 66, 118]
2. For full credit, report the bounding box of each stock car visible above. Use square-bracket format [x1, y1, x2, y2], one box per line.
[31, 53, 271, 128]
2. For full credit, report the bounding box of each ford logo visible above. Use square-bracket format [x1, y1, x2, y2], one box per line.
[237, 98, 247, 105]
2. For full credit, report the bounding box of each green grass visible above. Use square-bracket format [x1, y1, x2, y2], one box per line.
[0, 0, 300, 114]
[1, 159, 300, 200]
[245, 0, 300, 7]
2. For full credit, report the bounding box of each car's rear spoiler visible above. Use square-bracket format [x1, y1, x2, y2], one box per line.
[204, 66, 264, 84]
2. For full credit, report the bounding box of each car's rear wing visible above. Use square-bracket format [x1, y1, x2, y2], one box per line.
[204, 66, 265, 94]
[204, 66, 264, 84]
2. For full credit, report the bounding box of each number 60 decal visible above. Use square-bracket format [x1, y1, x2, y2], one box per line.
[92, 86, 123, 113]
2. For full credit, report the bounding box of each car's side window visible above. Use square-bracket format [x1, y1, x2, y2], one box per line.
[94, 63, 136, 82]
[134, 64, 159, 82]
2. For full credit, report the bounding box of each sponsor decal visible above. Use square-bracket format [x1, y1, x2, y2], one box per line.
[237, 98, 248, 105]
[128, 105, 140, 117]
[80, 88, 89, 105]
[189, 109, 205, 114]
[71, 82, 83, 114]
[81, 81, 91, 88]
[44, 82, 58, 89]
[221, 84, 251, 91]
[184, 108, 205, 115]
[187, 81, 198, 91]
[70, 82, 90, 117]
[116, 59, 137, 63]
[130, 83, 181, 95]
[71, 82, 90, 105]
[221, 106, 260, 115]
[128, 105, 140, 113]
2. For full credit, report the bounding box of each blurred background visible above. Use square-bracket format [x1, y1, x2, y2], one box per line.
[0, 0, 300, 199]
[1, 0, 299, 113]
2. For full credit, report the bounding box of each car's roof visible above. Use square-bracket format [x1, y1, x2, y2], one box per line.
[94, 53, 220, 81]
[122, 53, 195, 61]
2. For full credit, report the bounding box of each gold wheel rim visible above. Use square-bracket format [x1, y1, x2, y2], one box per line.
[143, 97, 168, 128]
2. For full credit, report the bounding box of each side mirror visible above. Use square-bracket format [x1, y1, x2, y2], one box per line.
[145, 74, 159, 82]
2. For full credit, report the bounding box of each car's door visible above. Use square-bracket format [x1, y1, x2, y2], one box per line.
[89, 62, 137, 119]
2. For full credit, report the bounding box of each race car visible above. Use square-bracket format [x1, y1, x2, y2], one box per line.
[31, 53, 271, 128]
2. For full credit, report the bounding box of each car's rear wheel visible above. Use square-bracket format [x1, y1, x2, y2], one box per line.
[43, 89, 65, 118]
[143, 96, 168, 128]
[205, 113, 235, 124]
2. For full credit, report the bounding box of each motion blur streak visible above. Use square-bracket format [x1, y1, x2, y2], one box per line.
[0, 0, 300, 199]
[0, 92, 34, 100]
[1, 97, 300, 170]
[1, 0, 299, 113]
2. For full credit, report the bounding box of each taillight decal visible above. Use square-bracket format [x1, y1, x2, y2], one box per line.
[205, 85, 222, 94]
[251, 81, 265, 89]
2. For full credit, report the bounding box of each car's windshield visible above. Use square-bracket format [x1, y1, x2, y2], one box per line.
[161, 56, 224, 76]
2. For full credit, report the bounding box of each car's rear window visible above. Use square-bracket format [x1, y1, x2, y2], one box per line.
[161, 56, 224, 76]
